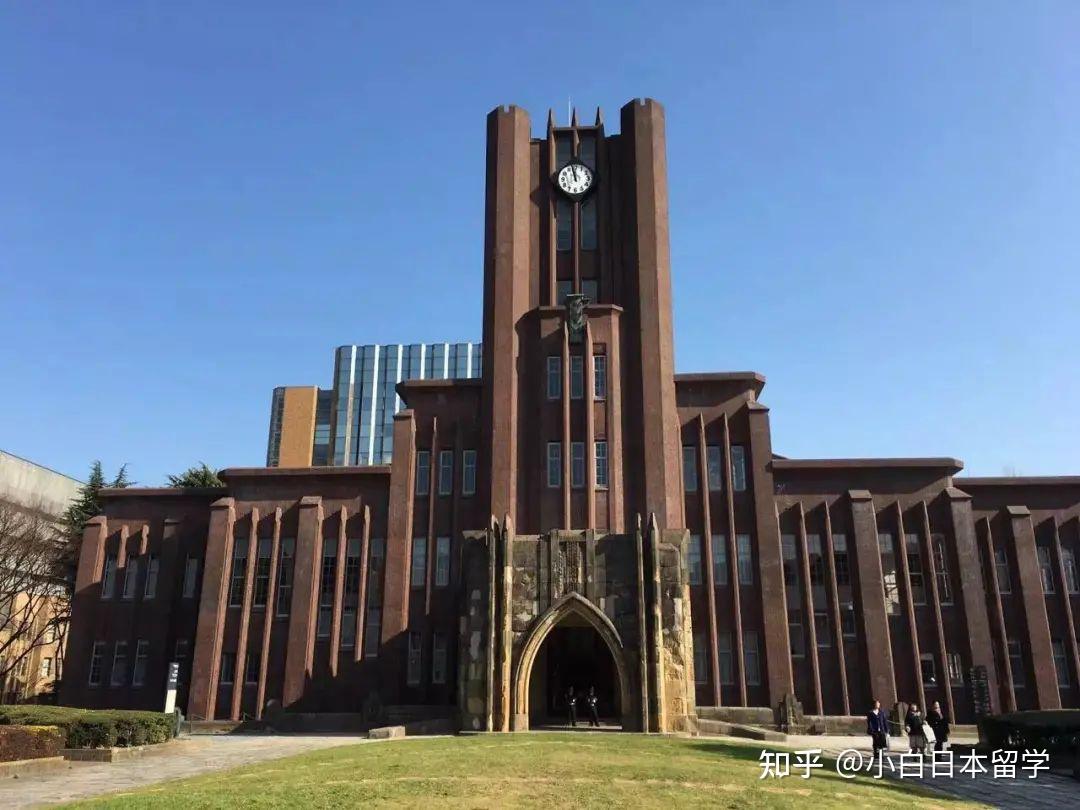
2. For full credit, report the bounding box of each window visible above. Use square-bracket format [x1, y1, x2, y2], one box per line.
[341, 537, 362, 650]
[182, 556, 199, 599]
[687, 535, 703, 586]
[253, 538, 272, 608]
[132, 640, 149, 687]
[743, 631, 761, 686]
[571, 442, 585, 489]
[435, 537, 451, 587]
[174, 639, 189, 662]
[245, 652, 259, 685]
[316, 538, 338, 638]
[219, 652, 236, 685]
[737, 535, 753, 586]
[40, 657, 53, 679]
[229, 535, 249, 607]
[570, 355, 584, 399]
[432, 633, 448, 685]
[693, 632, 707, 683]
[594, 441, 608, 489]
[556, 279, 572, 305]
[364, 538, 386, 658]
[88, 642, 105, 686]
[921, 653, 938, 686]
[833, 534, 850, 587]
[580, 199, 597, 250]
[840, 602, 857, 639]
[807, 534, 825, 587]
[1008, 640, 1025, 687]
[143, 554, 159, 599]
[411, 537, 427, 589]
[947, 652, 964, 686]
[581, 278, 599, 302]
[556, 198, 572, 251]
[546, 356, 561, 400]
[462, 450, 477, 497]
[731, 445, 747, 492]
[1038, 547, 1055, 594]
[788, 609, 805, 657]
[110, 641, 128, 687]
[711, 535, 728, 586]
[276, 538, 295, 616]
[407, 632, 422, 685]
[121, 557, 139, 600]
[593, 355, 607, 400]
[45, 623, 58, 644]
[718, 633, 734, 685]
[101, 553, 117, 599]
[1052, 640, 1070, 687]
[682, 446, 698, 492]
[415, 450, 431, 497]
[781, 535, 799, 590]
[905, 533, 926, 605]
[879, 533, 901, 616]
[1064, 549, 1080, 595]
[547, 442, 562, 488]
[438, 450, 453, 496]
[814, 611, 830, 648]
[994, 547, 1011, 594]
[932, 534, 953, 604]
[706, 446, 722, 490]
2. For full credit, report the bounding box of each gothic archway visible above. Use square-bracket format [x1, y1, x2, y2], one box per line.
[511, 592, 633, 730]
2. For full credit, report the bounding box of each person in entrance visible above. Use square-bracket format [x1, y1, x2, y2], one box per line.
[565, 686, 577, 727]
[586, 686, 600, 727]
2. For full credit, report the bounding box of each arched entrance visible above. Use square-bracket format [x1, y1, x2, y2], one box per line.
[512, 592, 632, 731]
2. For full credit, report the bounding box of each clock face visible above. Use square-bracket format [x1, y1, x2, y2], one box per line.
[556, 161, 594, 198]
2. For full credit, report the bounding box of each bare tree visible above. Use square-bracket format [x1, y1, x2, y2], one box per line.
[0, 502, 68, 701]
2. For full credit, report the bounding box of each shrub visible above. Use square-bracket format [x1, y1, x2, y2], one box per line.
[0, 725, 65, 762]
[0, 706, 176, 749]
[979, 710, 1080, 758]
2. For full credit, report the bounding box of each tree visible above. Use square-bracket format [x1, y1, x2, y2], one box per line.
[167, 463, 224, 488]
[59, 462, 130, 582]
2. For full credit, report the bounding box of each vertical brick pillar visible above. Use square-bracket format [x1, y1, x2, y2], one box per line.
[62, 515, 108, 702]
[1007, 505, 1060, 709]
[849, 490, 896, 707]
[189, 497, 235, 720]
[381, 411, 417, 701]
[946, 487, 1000, 713]
[282, 496, 323, 708]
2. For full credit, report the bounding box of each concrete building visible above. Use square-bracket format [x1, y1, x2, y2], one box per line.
[63, 100, 1080, 732]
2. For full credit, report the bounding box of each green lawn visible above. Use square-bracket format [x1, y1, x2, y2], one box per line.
[70, 733, 985, 809]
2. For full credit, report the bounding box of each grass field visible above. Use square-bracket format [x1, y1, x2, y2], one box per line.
[70, 733, 985, 809]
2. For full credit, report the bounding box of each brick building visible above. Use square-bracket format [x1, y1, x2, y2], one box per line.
[62, 100, 1080, 731]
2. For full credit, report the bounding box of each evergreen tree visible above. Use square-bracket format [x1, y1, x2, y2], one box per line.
[167, 463, 224, 488]
[59, 461, 131, 581]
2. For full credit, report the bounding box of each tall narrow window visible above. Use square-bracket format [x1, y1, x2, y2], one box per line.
[411, 537, 427, 589]
[1008, 639, 1025, 687]
[581, 278, 598, 303]
[814, 611, 830, 648]
[245, 651, 259, 685]
[1052, 640, 1070, 687]
[438, 450, 453, 496]
[341, 537, 362, 650]
[101, 553, 117, 599]
[175, 638, 189, 663]
[594, 441, 608, 489]
[833, 534, 850, 586]
[132, 640, 149, 687]
[229, 535, 249, 607]
[110, 642, 128, 687]
[879, 533, 900, 615]
[415, 450, 431, 497]
[570, 355, 584, 399]
[219, 652, 236, 685]
[743, 631, 761, 686]
[435, 536, 451, 587]
[571, 442, 585, 489]
[841, 602, 857, 638]
[781, 535, 799, 591]
[994, 548, 1011, 594]
[788, 608, 805, 657]
[731, 445, 748, 492]
[593, 355, 607, 400]
[693, 631, 707, 683]
[687, 535, 703, 586]
[556, 198, 572, 252]
[121, 558, 139, 600]
[462, 450, 477, 497]
[316, 538, 337, 638]
[1063, 549, 1080, 595]
[920, 653, 938, 686]
[276, 538, 295, 616]
[737, 535, 754, 586]
[682, 446, 698, 492]
[556, 279, 572, 305]
[931, 534, 952, 604]
[706, 446, 722, 490]
[88, 642, 105, 686]
[546, 357, 562, 400]
[407, 631, 423, 685]
[432, 633, 448, 685]
[182, 556, 199, 599]
[364, 538, 386, 658]
[947, 652, 964, 686]
[1038, 547, 1055, 593]
[253, 538, 272, 608]
[547, 442, 561, 488]
[718, 633, 734, 685]
[711, 535, 728, 586]
[905, 533, 926, 605]
[807, 535, 825, 587]
[143, 555, 159, 599]
[580, 199, 598, 250]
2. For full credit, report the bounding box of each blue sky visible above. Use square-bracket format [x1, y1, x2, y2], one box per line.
[2, 2, 1077, 485]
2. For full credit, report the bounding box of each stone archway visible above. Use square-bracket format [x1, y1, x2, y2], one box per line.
[511, 592, 633, 730]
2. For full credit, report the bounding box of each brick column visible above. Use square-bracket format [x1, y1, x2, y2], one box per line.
[849, 490, 896, 707]
[381, 411, 417, 701]
[189, 497, 235, 720]
[282, 496, 323, 708]
[63, 515, 108, 702]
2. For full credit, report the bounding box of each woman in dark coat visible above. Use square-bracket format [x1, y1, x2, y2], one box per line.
[926, 700, 950, 752]
[905, 703, 928, 755]
[866, 699, 889, 760]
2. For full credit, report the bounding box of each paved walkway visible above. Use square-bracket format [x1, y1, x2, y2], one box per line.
[0, 734, 372, 808]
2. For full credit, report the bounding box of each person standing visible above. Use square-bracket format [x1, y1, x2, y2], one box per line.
[565, 686, 577, 728]
[866, 699, 889, 760]
[926, 700, 950, 752]
[905, 703, 927, 755]
[586, 686, 600, 728]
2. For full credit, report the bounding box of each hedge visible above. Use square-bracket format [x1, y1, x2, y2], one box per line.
[0, 706, 176, 749]
[0, 725, 65, 762]
[978, 710, 1080, 757]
